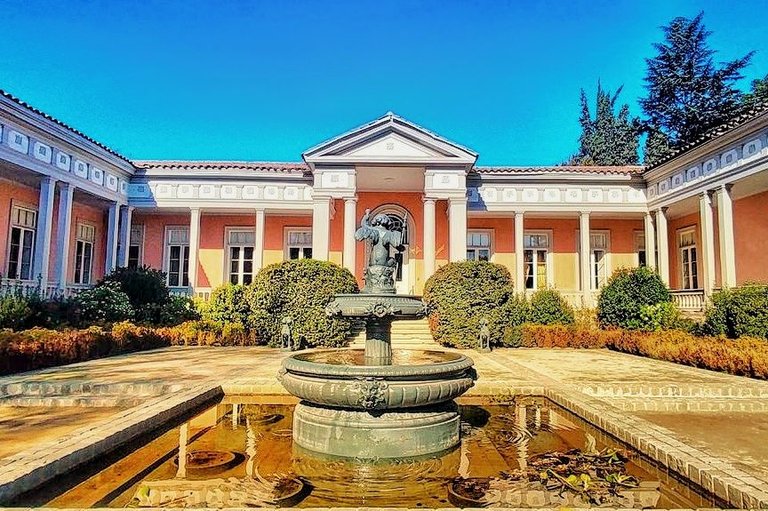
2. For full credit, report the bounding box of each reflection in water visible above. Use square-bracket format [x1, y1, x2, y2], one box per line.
[41, 397, 714, 509]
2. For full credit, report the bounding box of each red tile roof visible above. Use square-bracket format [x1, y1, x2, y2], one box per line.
[0, 89, 132, 164]
[134, 160, 310, 173]
[473, 165, 644, 176]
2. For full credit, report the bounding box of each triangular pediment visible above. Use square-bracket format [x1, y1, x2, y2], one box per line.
[303, 112, 477, 167]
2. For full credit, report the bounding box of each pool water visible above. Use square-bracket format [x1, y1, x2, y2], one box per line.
[30, 396, 719, 508]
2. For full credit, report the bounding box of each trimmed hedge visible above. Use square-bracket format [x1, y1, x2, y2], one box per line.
[203, 284, 252, 326]
[424, 261, 525, 348]
[248, 259, 359, 348]
[703, 284, 768, 339]
[508, 324, 768, 380]
[528, 289, 575, 325]
[597, 267, 671, 330]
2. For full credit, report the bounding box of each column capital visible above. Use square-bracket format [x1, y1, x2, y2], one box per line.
[422, 196, 437, 205]
[343, 196, 358, 204]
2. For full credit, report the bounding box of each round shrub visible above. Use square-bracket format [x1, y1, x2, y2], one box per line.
[100, 266, 171, 322]
[204, 284, 252, 326]
[703, 284, 768, 339]
[528, 289, 575, 325]
[248, 259, 358, 348]
[75, 282, 134, 324]
[423, 261, 524, 348]
[597, 266, 671, 329]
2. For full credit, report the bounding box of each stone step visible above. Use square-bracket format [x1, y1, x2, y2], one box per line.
[0, 381, 183, 398]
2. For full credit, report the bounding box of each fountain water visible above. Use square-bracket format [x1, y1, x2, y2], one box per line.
[278, 208, 477, 458]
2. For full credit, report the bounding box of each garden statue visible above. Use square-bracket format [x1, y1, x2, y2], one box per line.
[354, 208, 405, 294]
[477, 317, 491, 352]
[280, 316, 294, 351]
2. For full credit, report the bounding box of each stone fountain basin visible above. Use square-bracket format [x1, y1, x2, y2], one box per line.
[278, 349, 476, 411]
[325, 294, 426, 318]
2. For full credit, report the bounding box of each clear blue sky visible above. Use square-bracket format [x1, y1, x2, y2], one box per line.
[1, 0, 766, 165]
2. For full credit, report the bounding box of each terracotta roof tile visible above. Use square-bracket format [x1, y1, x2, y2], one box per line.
[472, 165, 644, 176]
[134, 160, 310, 173]
[646, 100, 768, 170]
[0, 89, 132, 164]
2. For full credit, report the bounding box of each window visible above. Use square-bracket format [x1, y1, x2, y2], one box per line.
[577, 230, 610, 289]
[286, 229, 312, 260]
[74, 223, 95, 285]
[127, 225, 144, 270]
[589, 232, 609, 289]
[166, 227, 190, 287]
[7, 206, 36, 280]
[227, 229, 256, 285]
[524, 232, 550, 290]
[635, 231, 647, 267]
[466, 231, 492, 261]
[679, 229, 699, 290]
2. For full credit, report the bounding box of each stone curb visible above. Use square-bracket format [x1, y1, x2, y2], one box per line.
[0, 383, 223, 505]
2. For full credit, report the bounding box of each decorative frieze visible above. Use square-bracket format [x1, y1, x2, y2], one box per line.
[129, 181, 314, 205]
[468, 185, 645, 208]
[0, 120, 129, 200]
[648, 129, 768, 202]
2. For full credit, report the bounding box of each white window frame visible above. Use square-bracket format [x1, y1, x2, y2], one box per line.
[226, 227, 256, 285]
[127, 224, 144, 269]
[634, 230, 646, 267]
[466, 230, 493, 262]
[73, 222, 95, 285]
[284, 228, 312, 260]
[523, 230, 553, 290]
[576, 229, 611, 290]
[164, 226, 190, 288]
[678, 227, 699, 290]
[6, 204, 37, 281]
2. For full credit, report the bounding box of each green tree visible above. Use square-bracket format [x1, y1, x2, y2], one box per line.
[566, 82, 639, 165]
[742, 74, 768, 108]
[640, 13, 753, 165]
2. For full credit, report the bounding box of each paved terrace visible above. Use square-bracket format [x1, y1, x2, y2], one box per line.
[1, 346, 768, 507]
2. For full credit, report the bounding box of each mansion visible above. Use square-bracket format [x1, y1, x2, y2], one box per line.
[1, 89, 767, 312]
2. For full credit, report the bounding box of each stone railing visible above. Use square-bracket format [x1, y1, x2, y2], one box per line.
[670, 289, 705, 311]
[0, 279, 93, 299]
[170, 286, 213, 301]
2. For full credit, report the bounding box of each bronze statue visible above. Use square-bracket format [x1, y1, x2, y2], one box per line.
[354, 209, 405, 294]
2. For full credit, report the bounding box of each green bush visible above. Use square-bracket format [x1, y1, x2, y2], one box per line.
[597, 266, 671, 329]
[424, 261, 525, 348]
[248, 259, 358, 348]
[157, 295, 200, 326]
[528, 289, 575, 325]
[75, 282, 134, 324]
[204, 284, 252, 326]
[703, 284, 768, 339]
[638, 302, 684, 332]
[0, 293, 34, 330]
[100, 266, 171, 323]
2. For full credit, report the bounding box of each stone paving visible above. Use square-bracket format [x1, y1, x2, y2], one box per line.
[0, 345, 767, 508]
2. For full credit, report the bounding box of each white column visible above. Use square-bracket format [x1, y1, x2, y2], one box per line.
[716, 184, 737, 287]
[254, 208, 265, 271]
[343, 197, 357, 273]
[423, 198, 436, 279]
[188, 207, 201, 290]
[643, 212, 656, 270]
[104, 202, 119, 274]
[117, 205, 134, 267]
[448, 197, 467, 262]
[312, 197, 331, 261]
[33, 177, 56, 287]
[699, 191, 716, 297]
[54, 182, 74, 289]
[514, 211, 525, 293]
[655, 208, 670, 285]
[579, 211, 592, 306]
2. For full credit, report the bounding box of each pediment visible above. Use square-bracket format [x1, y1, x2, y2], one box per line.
[303, 112, 477, 167]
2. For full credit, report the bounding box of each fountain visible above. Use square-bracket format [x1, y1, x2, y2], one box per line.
[278, 208, 477, 459]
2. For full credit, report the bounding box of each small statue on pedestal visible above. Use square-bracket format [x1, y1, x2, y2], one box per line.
[280, 316, 294, 351]
[478, 317, 491, 352]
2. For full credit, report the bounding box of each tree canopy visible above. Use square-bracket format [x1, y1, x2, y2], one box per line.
[565, 82, 639, 166]
[639, 13, 754, 164]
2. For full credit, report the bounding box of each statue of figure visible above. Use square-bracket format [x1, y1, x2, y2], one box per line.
[355, 209, 405, 294]
[280, 316, 294, 351]
[478, 317, 491, 352]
